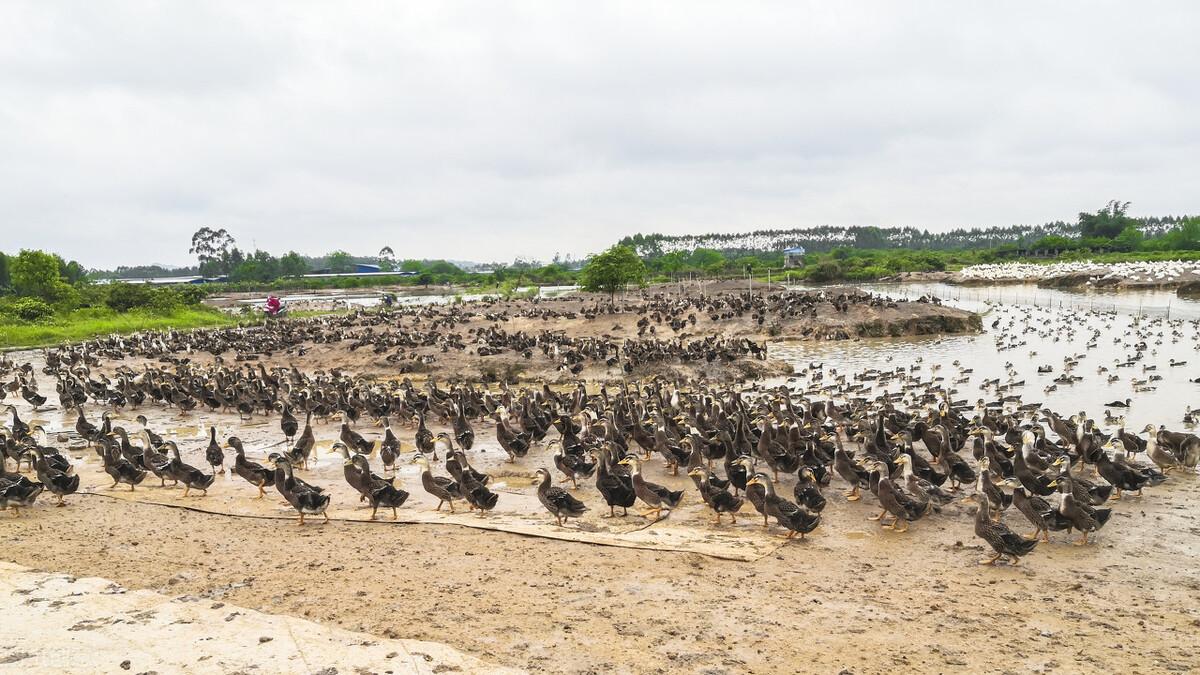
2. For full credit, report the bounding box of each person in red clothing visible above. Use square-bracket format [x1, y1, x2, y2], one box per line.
[265, 295, 282, 316]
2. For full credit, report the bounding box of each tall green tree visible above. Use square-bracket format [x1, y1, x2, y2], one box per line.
[326, 250, 353, 273]
[689, 248, 725, 273]
[425, 260, 462, 275]
[854, 226, 889, 249]
[279, 251, 308, 277]
[189, 227, 237, 275]
[579, 245, 646, 301]
[230, 250, 281, 282]
[378, 246, 396, 272]
[0, 252, 9, 291]
[1151, 217, 1200, 251]
[58, 258, 86, 283]
[10, 249, 63, 299]
[1112, 226, 1144, 252]
[1079, 200, 1136, 239]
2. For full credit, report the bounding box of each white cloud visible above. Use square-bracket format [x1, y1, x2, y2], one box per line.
[0, 1, 1197, 268]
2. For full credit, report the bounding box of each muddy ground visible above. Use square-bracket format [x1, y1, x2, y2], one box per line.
[181, 287, 978, 385]
[4, 376, 1200, 674]
[4, 291, 1198, 674]
[6, 469, 1200, 674]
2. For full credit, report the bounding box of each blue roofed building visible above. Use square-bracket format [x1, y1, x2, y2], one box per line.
[783, 246, 806, 268]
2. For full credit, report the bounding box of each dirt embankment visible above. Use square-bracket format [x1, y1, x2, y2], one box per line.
[106, 290, 980, 386]
[879, 271, 961, 284]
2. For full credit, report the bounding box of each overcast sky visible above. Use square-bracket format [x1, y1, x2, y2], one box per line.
[2, 2, 1197, 269]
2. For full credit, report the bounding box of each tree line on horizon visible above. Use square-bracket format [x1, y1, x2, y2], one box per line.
[619, 206, 1192, 258]
[4, 202, 1200, 318]
[82, 227, 580, 288]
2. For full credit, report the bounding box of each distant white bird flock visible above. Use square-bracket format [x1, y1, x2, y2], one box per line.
[959, 260, 1200, 284]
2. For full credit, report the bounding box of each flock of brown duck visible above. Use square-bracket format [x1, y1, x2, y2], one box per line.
[49, 289, 920, 377]
[1, 290, 1196, 567]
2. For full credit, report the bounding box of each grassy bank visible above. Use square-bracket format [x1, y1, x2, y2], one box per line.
[0, 307, 241, 350]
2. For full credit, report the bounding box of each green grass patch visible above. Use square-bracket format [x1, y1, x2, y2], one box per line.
[0, 306, 240, 349]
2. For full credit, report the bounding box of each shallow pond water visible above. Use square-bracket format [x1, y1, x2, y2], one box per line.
[854, 281, 1200, 320]
[773, 284, 1200, 432]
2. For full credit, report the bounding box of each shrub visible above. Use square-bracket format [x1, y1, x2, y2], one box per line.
[77, 283, 111, 308]
[498, 279, 520, 300]
[5, 297, 55, 322]
[175, 285, 208, 305]
[47, 281, 82, 311]
[147, 288, 182, 314]
[106, 283, 153, 312]
[807, 260, 843, 283]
